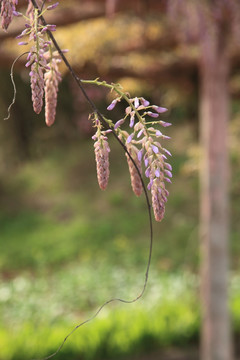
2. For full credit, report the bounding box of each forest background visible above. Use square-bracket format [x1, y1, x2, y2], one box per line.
[0, 0, 240, 359]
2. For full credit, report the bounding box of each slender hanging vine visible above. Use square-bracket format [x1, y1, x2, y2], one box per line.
[0, 1, 172, 359]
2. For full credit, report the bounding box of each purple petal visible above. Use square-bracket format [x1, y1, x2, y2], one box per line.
[17, 29, 28, 38]
[164, 177, 172, 184]
[164, 170, 172, 178]
[147, 112, 159, 118]
[162, 195, 168, 202]
[25, 60, 32, 67]
[107, 99, 118, 111]
[18, 41, 28, 45]
[125, 106, 131, 114]
[147, 178, 153, 190]
[47, 25, 57, 31]
[155, 169, 160, 177]
[140, 97, 150, 107]
[114, 119, 124, 129]
[145, 167, 150, 178]
[152, 145, 159, 154]
[165, 163, 172, 171]
[152, 106, 168, 113]
[163, 148, 172, 157]
[47, 2, 59, 10]
[134, 97, 139, 108]
[126, 134, 133, 143]
[165, 189, 169, 197]
[137, 129, 144, 138]
[129, 114, 135, 128]
[13, 11, 22, 17]
[155, 130, 162, 137]
[138, 149, 143, 161]
[160, 121, 172, 127]
[144, 157, 149, 167]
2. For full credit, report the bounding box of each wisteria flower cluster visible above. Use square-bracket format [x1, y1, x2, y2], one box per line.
[0, 0, 62, 126]
[88, 80, 172, 222]
[0, 1, 172, 222]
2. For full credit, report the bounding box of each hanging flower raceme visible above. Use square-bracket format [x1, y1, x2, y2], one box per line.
[92, 117, 111, 191]
[29, 59, 45, 114]
[125, 144, 143, 197]
[105, 89, 172, 222]
[0, 0, 18, 31]
[14, 0, 61, 123]
[44, 56, 62, 126]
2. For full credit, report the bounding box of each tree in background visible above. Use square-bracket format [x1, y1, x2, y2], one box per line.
[168, 1, 240, 359]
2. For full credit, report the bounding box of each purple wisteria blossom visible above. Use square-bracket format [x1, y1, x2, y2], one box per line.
[115, 95, 172, 221]
[140, 97, 150, 107]
[14, 0, 63, 123]
[147, 111, 159, 118]
[47, 2, 59, 11]
[114, 118, 125, 129]
[152, 105, 168, 113]
[107, 98, 118, 110]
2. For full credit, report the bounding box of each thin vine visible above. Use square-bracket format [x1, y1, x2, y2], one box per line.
[0, 1, 173, 359]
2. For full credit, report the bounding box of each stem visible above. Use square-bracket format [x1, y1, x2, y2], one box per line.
[34, 8, 40, 71]
[82, 79, 152, 140]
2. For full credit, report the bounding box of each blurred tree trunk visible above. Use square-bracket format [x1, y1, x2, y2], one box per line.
[199, 21, 232, 360]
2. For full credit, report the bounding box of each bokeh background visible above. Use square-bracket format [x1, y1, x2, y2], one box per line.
[0, 1, 240, 359]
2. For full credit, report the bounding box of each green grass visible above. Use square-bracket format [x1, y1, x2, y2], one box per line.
[1, 270, 240, 360]
[0, 272, 200, 360]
